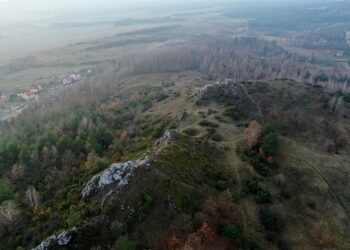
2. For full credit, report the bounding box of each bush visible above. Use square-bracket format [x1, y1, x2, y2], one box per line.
[156, 93, 169, 102]
[344, 93, 350, 103]
[313, 72, 329, 83]
[113, 115, 124, 128]
[265, 231, 278, 242]
[255, 189, 272, 204]
[259, 208, 285, 233]
[251, 155, 270, 177]
[183, 128, 198, 136]
[199, 120, 219, 128]
[243, 178, 261, 194]
[152, 124, 164, 138]
[142, 194, 153, 210]
[211, 133, 223, 142]
[0, 183, 13, 203]
[224, 107, 248, 121]
[261, 126, 279, 156]
[215, 180, 228, 191]
[223, 225, 245, 248]
[66, 211, 82, 227]
[303, 71, 311, 80]
[206, 127, 217, 134]
[88, 127, 113, 154]
[223, 225, 262, 249]
[231, 192, 239, 202]
[142, 98, 152, 111]
[280, 189, 292, 199]
[91, 158, 109, 175]
[113, 236, 135, 250]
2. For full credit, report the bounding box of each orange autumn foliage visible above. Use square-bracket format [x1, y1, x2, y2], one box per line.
[308, 222, 336, 248]
[239, 120, 262, 151]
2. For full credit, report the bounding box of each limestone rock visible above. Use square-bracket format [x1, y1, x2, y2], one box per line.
[31, 227, 78, 250]
[82, 157, 150, 198]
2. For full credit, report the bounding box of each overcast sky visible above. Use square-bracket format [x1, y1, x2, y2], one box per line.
[0, 0, 217, 23]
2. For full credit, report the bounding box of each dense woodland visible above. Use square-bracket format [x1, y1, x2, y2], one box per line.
[114, 38, 349, 86]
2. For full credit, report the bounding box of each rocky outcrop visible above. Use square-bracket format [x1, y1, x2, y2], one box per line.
[82, 157, 150, 198]
[198, 79, 259, 117]
[31, 227, 78, 250]
[154, 129, 177, 155]
[198, 79, 242, 100]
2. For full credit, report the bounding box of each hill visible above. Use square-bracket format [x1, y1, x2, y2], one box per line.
[0, 58, 349, 249]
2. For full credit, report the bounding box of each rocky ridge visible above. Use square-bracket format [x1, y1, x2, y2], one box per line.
[31, 227, 78, 250]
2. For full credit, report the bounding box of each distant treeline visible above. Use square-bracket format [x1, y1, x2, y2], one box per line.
[111, 37, 334, 83]
[224, 2, 350, 31]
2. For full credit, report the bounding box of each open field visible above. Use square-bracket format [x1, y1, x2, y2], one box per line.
[0, 11, 246, 93]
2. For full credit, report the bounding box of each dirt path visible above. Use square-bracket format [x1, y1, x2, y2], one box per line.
[225, 140, 249, 229]
[152, 166, 200, 191]
[238, 83, 263, 122]
[294, 151, 350, 223]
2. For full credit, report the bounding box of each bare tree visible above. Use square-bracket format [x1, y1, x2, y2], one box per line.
[241, 120, 262, 150]
[0, 200, 20, 230]
[24, 186, 40, 209]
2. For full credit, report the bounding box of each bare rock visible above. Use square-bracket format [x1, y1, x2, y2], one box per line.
[31, 227, 78, 250]
[82, 157, 150, 198]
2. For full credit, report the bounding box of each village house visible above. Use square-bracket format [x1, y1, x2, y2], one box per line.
[62, 76, 73, 85]
[0, 95, 9, 104]
[30, 84, 43, 93]
[62, 73, 80, 85]
[18, 92, 38, 100]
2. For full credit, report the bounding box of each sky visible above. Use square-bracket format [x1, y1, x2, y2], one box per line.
[0, 0, 213, 23]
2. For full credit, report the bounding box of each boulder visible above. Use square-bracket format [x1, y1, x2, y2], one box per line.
[82, 157, 150, 198]
[31, 227, 78, 250]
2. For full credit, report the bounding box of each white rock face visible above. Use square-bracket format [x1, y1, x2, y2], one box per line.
[31, 227, 78, 250]
[199, 79, 241, 99]
[82, 157, 149, 198]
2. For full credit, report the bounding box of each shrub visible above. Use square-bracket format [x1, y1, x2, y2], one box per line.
[344, 93, 350, 103]
[280, 189, 292, 199]
[259, 208, 285, 233]
[265, 231, 278, 242]
[142, 98, 152, 111]
[156, 93, 169, 102]
[113, 236, 135, 250]
[183, 128, 198, 136]
[303, 71, 311, 80]
[215, 180, 228, 191]
[90, 158, 109, 175]
[211, 133, 223, 142]
[313, 72, 329, 83]
[143, 194, 153, 210]
[152, 124, 164, 138]
[0, 184, 13, 203]
[66, 211, 82, 227]
[199, 120, 219, 128]
[243, 178, 261, 194]
[88, 127, 113, 154]
[206, 127, 216, 134]
[73, 136, 85, 154]
[223, 225, 245, 248]
[231, 192, 239, 202]
[261, 127, 279, 156]
[113, 115, 124, 128]
[223, 225, 261, 249]
[255, 189, 272, 204]
[224, 107, 248, 121]
[126, 215, 135, 226]
[251, 155, 270, 177]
